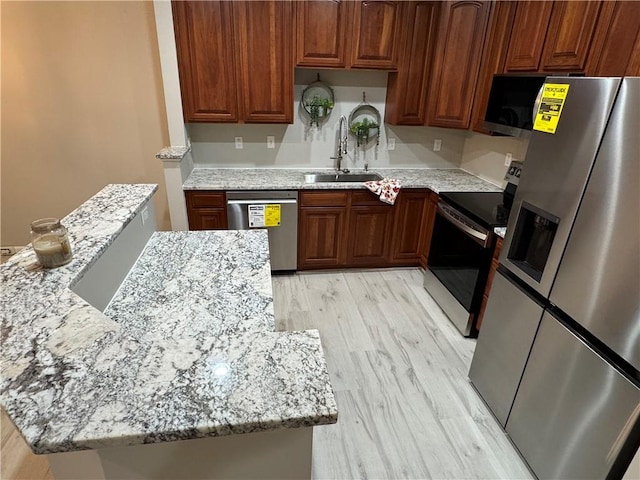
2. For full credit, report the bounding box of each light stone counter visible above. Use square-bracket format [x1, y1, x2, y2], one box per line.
[183, 168, 502, 193]
[0, 185, 336, 463]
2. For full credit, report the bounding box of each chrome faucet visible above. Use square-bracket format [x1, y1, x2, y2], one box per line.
[331, 115, 349, 173]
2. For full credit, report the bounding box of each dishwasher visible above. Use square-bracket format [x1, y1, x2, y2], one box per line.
[226, 191, 298, 271]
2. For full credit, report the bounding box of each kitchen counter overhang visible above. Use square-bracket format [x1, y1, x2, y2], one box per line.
[0, 184, 337, 458]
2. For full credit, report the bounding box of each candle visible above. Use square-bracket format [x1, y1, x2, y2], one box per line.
[30, 218, 73, 268]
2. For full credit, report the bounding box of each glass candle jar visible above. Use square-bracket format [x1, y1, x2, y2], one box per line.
[30, 218, 73, 268]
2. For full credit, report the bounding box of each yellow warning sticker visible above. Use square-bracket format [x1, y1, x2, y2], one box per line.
[248, 204, 281, 227]
[264, 204, 281, 227]
[533, 83, 570, 134]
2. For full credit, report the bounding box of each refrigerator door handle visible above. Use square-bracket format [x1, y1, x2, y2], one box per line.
[532, 84, 544, 125]
[437, 203, 489, 247]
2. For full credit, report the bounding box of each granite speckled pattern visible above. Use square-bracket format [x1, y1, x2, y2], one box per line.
[494, 227, 507, 239]
[0, 186, 337, 455]
[155, 146, 190, 160]
[183, 168, 502, 194]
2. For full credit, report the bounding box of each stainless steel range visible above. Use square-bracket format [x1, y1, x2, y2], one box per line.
[424, 164, 520, 337]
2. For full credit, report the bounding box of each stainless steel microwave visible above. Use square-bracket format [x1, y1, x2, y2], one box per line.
[483, 74, 547, 138]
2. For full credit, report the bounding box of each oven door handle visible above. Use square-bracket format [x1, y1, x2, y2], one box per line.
[437, 204, 489, 247]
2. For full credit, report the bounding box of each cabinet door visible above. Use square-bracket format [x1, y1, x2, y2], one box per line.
[471, 1, 517, 133]
[385, 2, 439, 125]
[389, 191, 428, 265]
[298, 207, 347, 269]
[296, 0, 350, 68]
[419, 192, 438, 268]
[187, 209, 228, 230]
[541, 1, 602, 72]
[586, 1, 640, 76]
[346, 206, 393, 266]
[504, 1, 554, 72]
[172, 1, 239, 122]
[350, 1, 403, 69]
[427, 1, 491, 129]
[476, 237, 502, 332]
[234, 1, 294, 123]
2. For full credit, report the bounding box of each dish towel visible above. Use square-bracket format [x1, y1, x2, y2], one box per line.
[364, 178, 402, 205]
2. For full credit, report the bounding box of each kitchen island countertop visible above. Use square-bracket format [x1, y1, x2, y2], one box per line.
[183, 168, 502, 193]
[0, 185, 336, 455]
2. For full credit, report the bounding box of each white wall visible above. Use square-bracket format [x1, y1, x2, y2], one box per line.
[461, 133, 530, 187]
[188, 70, 467, 170]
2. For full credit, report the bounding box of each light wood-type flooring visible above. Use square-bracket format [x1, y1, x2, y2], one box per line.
[273, 268, 533, 480]
[2, 268, 532, 479]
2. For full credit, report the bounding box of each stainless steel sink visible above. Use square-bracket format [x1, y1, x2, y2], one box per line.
[304, 173, 383, 183]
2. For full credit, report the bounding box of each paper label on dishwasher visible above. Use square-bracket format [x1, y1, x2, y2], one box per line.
[248, 204, 281, 227]
[533, 83, 570, 134]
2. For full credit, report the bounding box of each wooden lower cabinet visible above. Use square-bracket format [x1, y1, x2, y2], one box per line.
[347, 205, 394, 266]
[185, 191, 228, 230]
[298, 189, 437, 270]
[476, 236, 503, 332]
[298, 207, 348, 269]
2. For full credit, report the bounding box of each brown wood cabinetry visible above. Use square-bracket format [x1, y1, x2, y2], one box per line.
[504, 1, 604, 73]
[296, 0, 350, 68]
[298, 191, 348, 269]
[235, 1, 294, 123]
[504, 1, 554, 72]
[298, 189, 437, 270]
[172, 1, 239, 122]
[427, 1, 492, 129]
[185, 191, 228, 230]
[419, 192, 439, 269]
[295, 1, 404, 70]
[586, 1, 640, 76]
[390, 190, 431, 265]
[385, 2, 439, 125]
[476, 236, 502, 332]
[173, 1, 293, 124]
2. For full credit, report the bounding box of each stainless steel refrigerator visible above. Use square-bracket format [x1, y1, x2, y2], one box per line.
[469, 77, 640, 479]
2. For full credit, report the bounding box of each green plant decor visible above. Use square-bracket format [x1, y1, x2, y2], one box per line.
[305, 95, 334, 127]
[350, 118, 379, 147]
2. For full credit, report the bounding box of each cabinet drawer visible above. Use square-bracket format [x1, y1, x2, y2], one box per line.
[351, 190, 389, 206]
[186, 191, 226, 208]
[300, 190, 348, 207]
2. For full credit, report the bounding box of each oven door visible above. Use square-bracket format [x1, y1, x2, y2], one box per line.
[425, 201, 493, 335]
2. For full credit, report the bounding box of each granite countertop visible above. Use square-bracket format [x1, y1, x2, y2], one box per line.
[183, 168, 502, 194]
[494, 227, 507, 239]
[0, 185, 337, 455]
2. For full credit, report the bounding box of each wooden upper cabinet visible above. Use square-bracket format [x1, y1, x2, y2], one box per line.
[471, 1, 518, 133]
[541, 1, 602, 71]
[234, 1, 294, 123]
[427, 1, 491, 129]
[504, 1, 554, 72]
[296, 0, 350, 68]
[586, 1, 640, 76]
[385, 1, 439, 125]
[350, 1, 403, 69]
[173, 1, 239, 122]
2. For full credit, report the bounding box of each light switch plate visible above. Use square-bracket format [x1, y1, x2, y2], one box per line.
[267, 136, 275, 149]
[434, 139, 442, 152]
[235, 137, 243, 149]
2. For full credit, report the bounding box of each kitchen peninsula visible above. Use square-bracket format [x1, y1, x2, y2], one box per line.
[0, 184, 337, 480]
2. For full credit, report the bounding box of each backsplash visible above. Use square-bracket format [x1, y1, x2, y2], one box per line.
[187, 70, 466, 170]
[461, 134, 530, 187]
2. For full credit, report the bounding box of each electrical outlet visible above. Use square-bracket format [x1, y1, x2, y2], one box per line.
[387, 138, 396, 151]
[235, 137, 243, 149]
[267, 136, 275, 149]
[433, 139, 442, 152]
[505, 152, 513, 166]
[141, 207, 149, 225]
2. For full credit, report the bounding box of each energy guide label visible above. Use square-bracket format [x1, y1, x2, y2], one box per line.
[533, 83, 570, 134]
[248, 204, 281, 227]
